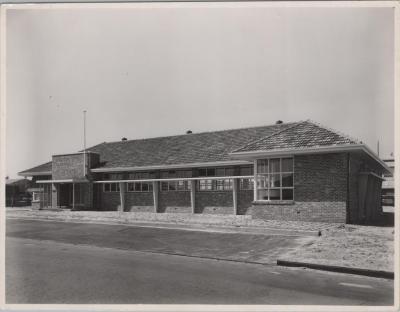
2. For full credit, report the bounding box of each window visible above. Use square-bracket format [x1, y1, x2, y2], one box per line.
[103, 183, 120, 192]
[198, 167, 234, 191]
[127, 182, 153, 192]
[256, 158, 294, 201]
[239, 166, 254, 190]
[160, 170, 192, 191]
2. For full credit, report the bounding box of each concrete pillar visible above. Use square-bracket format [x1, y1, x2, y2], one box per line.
[233, 178, 238, 215]
[51, 183, 58, 208]
[253, 159, 258, 201]
[72, 183, 75, 210]
[190, 180, 196, 213]
[153, 181, 159, 213]
[119, 182, 125, 212]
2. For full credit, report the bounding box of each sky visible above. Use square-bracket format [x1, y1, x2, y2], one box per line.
[5, 3, 395, 178]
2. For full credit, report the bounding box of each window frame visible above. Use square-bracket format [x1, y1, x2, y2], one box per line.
[103, 183, 120, 193]
[255, 157, 294, 201]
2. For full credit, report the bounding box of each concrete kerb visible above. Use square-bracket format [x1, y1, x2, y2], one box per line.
[276, 259, 394, 280]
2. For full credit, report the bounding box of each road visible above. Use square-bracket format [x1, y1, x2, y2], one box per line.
[6, 219, 394, 305]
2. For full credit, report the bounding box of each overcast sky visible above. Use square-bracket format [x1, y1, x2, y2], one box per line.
[5, 3, 394, 178]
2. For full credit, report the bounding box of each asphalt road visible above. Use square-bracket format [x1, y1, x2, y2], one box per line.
[6, 219, 395, 305]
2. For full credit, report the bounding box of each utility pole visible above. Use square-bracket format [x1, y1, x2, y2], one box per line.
[83, 110, 87, 176]
[377, 140, 380, 157]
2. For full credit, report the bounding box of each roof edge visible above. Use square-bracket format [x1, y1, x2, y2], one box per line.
[91, 160, 253, 173]
[18, 171, 52, 177]
[229, 144, 391, 174]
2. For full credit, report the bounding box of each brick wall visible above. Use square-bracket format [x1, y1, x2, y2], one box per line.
[250, 153, 348, 223]
[251, 202, 346, 223]
[125, 192, 154, 212]
[100, 192, 120, 211]
[237, 190, 253, 215]
[52, 152, 99, 180]
[195, 192, 233, 214]
[158, 191, 191, 213]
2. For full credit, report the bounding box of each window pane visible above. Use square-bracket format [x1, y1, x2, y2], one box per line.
[269, 189, 281, 200]
[270, 159, 280, 174]
[169, 182, 177, 191]
[224, 179, 232, 190]
[199, 180, 206, 190]
[104, 184, 110, 192]
[282, 158, 293, 172]
[240, 166, 253, 176]
[161, 182, 168, 191]
[148, 183, 153, 192]
[207, 168, 216, 177]
[282, 173, 294, 187]
[257, 175, 268, 189]
[257, 189, 269, 200]
[198, 169, 207, 177]
[216, 179, 224, 190]
[116, 184, 120, 192]
[177, 180, 185, 191]
[225, 168, 235, 176]
[257, 159, 268, 174]
[282, 189, 293, 200]
[127, 183, 134, 192]
[142, 183, 149, 192]
[270, 174, 281, 188]
[215, 168, 225, 176]
[134, 183, 141, 192]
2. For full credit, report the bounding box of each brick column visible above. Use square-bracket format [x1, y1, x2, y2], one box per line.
[190, 180, 196, 213]
[51, 183, 58, 208]
[153, 181, 159, 213]
[233, 178, 238, 215]
[119, 182, 125, 212]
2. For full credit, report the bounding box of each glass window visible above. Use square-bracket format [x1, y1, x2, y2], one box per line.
[256, 158, 294, 201]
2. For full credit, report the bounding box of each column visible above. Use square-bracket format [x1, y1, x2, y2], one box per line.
[233, 178, 238, 215]
[190, 180, 196, 214]
[72, 183, 75, 210]
[119, 182, 125, 212]
[253, 159, 258, 201]
[51, 183, 58, 208]
[153, 181, 159, 213]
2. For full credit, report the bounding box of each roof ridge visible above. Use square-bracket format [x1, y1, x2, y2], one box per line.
[231, 121, 306, 153]
[305, 119, 360, 144]
[98, 121, 300, 146]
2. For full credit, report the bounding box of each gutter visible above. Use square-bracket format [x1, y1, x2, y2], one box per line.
[229, 144, 391, 174]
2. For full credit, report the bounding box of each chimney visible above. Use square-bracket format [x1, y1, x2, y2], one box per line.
[186, 130, 193, 134]
[121, 137, 127, 141]
[275, 120, 283, 124]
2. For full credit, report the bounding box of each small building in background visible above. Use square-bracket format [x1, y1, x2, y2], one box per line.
[382, 159, 395, 207]
[5, 178, 33, 207]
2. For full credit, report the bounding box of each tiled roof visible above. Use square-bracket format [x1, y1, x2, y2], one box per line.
[19, 161, 52, 175]
[231, 120, 358, 153]
[233, 120, 359, 153]
[18, 122, 298, 174]
[87, 122, 297, 168]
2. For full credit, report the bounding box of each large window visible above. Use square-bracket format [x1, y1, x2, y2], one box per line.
[127, 172, 154, 192]
[103, 183, 120, 192]
[198, 167, 235, 191]
[256, 158, 294, 201]
[239, 166, 254, 190]
[160, 170, 192, 191]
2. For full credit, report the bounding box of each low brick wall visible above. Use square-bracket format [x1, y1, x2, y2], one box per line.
[125, 192, 153, 212]
[238, 190, 253, 215]
[195, 192, 233, 214]
[251, 202, 346, 223]
[158, 191, 191, 213]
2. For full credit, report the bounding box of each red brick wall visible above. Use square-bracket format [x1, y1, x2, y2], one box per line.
[125, 192, 154, 212]
[158, 191, 191, 213]
[195, 192, 233, 214]
[250, 153, 348, 223]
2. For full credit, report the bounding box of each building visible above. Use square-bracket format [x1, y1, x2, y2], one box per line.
[18, 120, 390, 224]
[5, 178, 32, 207]
[382, 159, 395, 207]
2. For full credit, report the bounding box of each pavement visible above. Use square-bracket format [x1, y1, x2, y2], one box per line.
[5, 218, 395, 305]
[6, 219, 312, 264]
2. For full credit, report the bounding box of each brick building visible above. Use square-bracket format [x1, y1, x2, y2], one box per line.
[19, 120, 390, 224]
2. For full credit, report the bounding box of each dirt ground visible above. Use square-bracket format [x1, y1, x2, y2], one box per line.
[280, 224, 395, 272]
